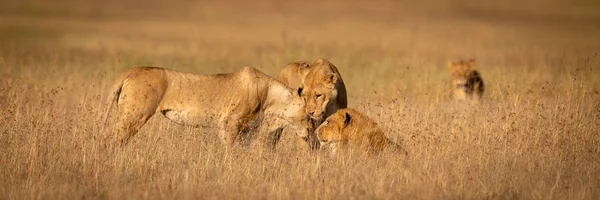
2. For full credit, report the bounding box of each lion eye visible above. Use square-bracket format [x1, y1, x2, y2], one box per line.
[316, 94, 322, 99]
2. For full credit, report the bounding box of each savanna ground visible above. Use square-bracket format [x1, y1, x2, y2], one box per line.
[1, 0, 600, 199]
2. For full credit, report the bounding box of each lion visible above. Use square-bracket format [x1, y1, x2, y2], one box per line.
[103, 66, 311, 149]
[277, 61, 311, 90]
[315, 108, 407, 155]
[277, 58, 348, 151]
[448, 59, 485, 100]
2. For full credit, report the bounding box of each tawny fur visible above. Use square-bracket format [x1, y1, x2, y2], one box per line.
[103, 66, 311, 148]
[448, 59, 485, 101]
[315, 108, 407, 155]
[277, 61, 311, 90]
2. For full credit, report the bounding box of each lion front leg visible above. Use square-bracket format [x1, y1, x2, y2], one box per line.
[219, 116, 242, 148]
[250, 117, 285, 150]
[296, 132, 320, 152]
[268, 127, 283, 149]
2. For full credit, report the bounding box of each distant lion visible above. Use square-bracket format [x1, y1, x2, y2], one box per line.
[277, 59, 348, 151]
[448, 59, 485, 100]
[315, 108, 407, 155]
[103, 66, 311, 148]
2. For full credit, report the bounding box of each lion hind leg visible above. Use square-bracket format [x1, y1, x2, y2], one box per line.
[113, 89, 160, 146]
[115, 112, 154, 146]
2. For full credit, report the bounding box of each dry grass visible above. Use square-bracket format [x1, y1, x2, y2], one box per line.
[1, 0, 600, 199]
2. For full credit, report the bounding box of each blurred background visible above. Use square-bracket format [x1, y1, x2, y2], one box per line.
[2, 0, 599, 98]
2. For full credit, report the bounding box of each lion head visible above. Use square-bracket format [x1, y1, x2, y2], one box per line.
[300, 58, 340, 120]
[264, 86, 312, 139]
[315, 109, 350, 149]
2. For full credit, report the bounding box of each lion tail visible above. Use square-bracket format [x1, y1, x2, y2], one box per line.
[102, 73, 126, 128]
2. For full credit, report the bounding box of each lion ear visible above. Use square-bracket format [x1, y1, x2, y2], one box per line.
[299, 61, 310, 68]
[467, 59, 476, 69]
[315, 58, 327, 65]
[343, 112, 351, 127]
[324, 73, 338, 88]
[447, 61, 456, 69]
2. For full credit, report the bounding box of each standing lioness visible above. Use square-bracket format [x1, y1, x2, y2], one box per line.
[104, 66, 311, 148]
[316, 108, 407, 155]
[278, 58, 348, 150]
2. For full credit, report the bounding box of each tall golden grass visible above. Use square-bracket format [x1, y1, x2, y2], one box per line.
[1, 0, 599, 199]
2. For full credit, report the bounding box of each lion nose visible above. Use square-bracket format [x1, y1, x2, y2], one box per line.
[309, 111, 315, 116]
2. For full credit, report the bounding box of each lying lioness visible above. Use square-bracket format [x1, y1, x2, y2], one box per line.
[316, 108, 407, 155]
[103, 66, 311, 148]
